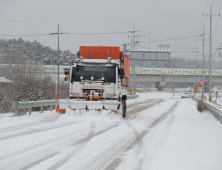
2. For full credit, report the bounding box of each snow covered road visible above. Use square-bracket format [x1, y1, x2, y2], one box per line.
[0, 92, 222, 170]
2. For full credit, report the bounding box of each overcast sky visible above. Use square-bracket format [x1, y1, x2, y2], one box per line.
[0, 0, 221, 60]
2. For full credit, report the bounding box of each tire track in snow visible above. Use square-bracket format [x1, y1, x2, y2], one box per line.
[0, 99, 163, 170]
[47, 123, 118, 170]
[126, 100, 163, 117]
[47, 100, 162, 170]
[0, 122, 112, 161]
[0, 122, 76, 141]
[105, 101, 179, 170]
[17, 123, 118, 170]
[0, 120, 51, 132]
[45, 100, 162, 170]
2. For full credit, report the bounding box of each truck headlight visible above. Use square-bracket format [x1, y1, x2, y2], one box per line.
[70, 93, 79, 97]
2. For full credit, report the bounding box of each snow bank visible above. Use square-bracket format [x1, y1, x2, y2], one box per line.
[146, 99, 222, 170]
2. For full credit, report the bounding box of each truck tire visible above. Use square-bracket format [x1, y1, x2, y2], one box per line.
[122, 98, 126, 118]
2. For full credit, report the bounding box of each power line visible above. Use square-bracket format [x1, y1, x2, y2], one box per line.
[0, 34, 50, 37]
[203, 0, 210, 13]
[212, 16, 220, 37]
[140, 34, 197, 50]
[69, 31, 127, 35]
[199, 0, 210, 34]
[140, 34, 199, 42]
[214, 27, 222, 44]
[0, 31, 127, 37]
[199, 16, 204, 34]
[212, 42, 222, 57]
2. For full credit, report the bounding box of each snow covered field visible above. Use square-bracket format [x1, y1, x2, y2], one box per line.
[0, 92, 222, 170]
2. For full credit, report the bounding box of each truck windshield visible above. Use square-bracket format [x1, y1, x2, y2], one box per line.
[71, 66, 116, 83]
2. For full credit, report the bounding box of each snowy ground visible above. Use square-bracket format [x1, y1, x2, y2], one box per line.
[0, 92, 222, 170]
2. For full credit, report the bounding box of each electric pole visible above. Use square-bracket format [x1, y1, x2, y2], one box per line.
[209, 4, 213, 102]
[128, 23, 140, 91]
[203, 4, 220, 102]
[149, 32, 150, 51]
[9, 49, 12, 69]
[50, 24, 68, 98]
[192, 48, 200, 89]
[202, 27, 205, 99]
[133, 22, 135, 49]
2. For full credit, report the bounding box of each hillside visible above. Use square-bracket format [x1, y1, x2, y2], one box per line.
[0, 38, 76, 65]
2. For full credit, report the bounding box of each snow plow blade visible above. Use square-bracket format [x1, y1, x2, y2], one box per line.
[103, 101, 120, 110]
[86, 101, 104, 109]
[58, 100, 120, 111]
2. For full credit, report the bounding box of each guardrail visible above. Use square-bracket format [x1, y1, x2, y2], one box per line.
[127, 94, 139, 99]
[12, 100, 57, 116]
[194, 97, 222, 124]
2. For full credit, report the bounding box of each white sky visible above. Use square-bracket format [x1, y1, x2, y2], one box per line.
[0, 0, 221, 60]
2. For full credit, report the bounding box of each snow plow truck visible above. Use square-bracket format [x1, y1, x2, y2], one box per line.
[58, 46, 130, 118]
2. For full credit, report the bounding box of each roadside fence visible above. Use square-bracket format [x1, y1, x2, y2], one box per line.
[12, 100, 57, 116]
[194, 96, 222, 124]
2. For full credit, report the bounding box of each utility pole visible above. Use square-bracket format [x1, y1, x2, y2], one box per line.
[128, 23, 139, 91]
[132, 22, 136, 91]
[149, 32, 150, 51]
[202, 27, 205, 99]
[217, 48, 222, 57]
[173, 76, 174, 96]
[203, 4, 220, 102]
[128, 22, 140, 50]
[133, 22, 135, 49]
[9, 49, 12, 69]
[209, 4, 213, 102]
[192, 48, 200, 89]
[50, 24, 68, 98]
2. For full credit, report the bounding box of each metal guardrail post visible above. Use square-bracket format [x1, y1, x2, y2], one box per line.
[12, 101, 20, 117]
[41, 106, 43, 113]
[29, 107, 32, 115]
[16, 109, 18, 116]
[50, 105, 53, 111]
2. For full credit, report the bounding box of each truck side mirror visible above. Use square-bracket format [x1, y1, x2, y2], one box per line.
[118, 68, 124, 79]
[64, 68, 70, 75]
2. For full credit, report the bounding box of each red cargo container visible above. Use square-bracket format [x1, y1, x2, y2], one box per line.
[79, 46, 122, 60]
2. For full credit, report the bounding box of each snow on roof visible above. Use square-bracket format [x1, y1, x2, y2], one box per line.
[0, 77, 12, 83]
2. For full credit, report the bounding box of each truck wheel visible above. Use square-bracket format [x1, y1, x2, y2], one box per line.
[122, 99, 126, 118]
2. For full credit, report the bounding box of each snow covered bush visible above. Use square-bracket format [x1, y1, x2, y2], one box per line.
[0, 59, 68, 113]
[197, 100, 208, 112]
